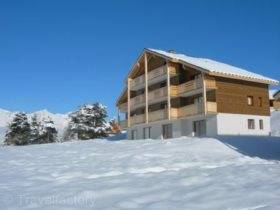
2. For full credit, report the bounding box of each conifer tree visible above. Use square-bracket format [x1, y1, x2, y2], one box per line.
[39, 117, 57, 144]
[65, 103, 109, 140]
[5, 112, 31, 146]
[30, 114, 40, 143]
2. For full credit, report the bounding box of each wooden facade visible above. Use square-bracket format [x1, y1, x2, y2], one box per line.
[214, 77, 270, 116]
[271, 99, 280, 110]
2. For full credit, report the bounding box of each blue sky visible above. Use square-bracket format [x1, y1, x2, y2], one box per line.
[0, 0, 279, 117]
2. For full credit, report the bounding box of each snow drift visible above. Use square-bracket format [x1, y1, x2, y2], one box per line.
[0, 136, 280, 209]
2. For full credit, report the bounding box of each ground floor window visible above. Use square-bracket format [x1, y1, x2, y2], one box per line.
[143, 127, 151, 139]
[248, 119, 255, 129]
[193, 120, 206, 136]
[131, 130, 138, 140]
[162, 124, 172, 139]
[259, 119, 264, 130]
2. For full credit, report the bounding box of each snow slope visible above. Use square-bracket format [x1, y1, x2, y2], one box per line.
[0, 136, 280, 210]
[0, 109, 69, 143]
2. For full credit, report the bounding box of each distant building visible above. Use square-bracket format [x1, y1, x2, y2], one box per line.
[116, 48, 279, 139]
[270, 90, 280, 111]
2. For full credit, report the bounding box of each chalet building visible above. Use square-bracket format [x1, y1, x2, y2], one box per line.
[116, 49, 279, 139]
[270, 90, 280, 111]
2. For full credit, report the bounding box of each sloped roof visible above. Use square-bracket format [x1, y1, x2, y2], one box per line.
[273, 90, 280, 99]
[147, 48, 278, 85]
[269, 90, 278, 100]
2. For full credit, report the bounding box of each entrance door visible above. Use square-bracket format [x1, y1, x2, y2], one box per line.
[193, 120, 206, 136]
[162, 124, 173, 139]
[131, 130, 138, 140]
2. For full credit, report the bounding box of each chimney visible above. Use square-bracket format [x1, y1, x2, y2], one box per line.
[168, 49, 176, 53]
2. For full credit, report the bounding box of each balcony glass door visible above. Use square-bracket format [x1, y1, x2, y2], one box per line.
[143, 127, 151, 139]
[162, 124, 173, 139]
[131, 130, 138, 140]
[193, 120, 206, 136]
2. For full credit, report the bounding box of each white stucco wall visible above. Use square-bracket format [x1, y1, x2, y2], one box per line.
[126, 113, 270, 139]
[127, 119, 182, 140]
[216, 113, 270, 136]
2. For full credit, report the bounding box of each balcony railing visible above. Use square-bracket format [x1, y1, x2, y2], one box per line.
[171, 103, 203, 118]
[127, 102, 217, 126]
[149, 108, 168, 122]
[119, 102, 127, 113]
[131, 114, 145, 125]
[130, 94, 145, 108]
[130, 65, 178, 90]
[148, 86, 167, 102]
[119, 120, 127, 130]
[148, 66, 167, 80]
[130, 74, 145, 89]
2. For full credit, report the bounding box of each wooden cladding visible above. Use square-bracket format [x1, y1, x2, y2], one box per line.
[215, 77, 270, 116]
[271, 100, 280, 110]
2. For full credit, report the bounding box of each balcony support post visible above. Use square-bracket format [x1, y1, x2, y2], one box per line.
[117, 108, 120, 124]
[127, 78, 131, 127]
[167, 62, 171, 120]
[202, 73, 207, 115]
[144, 52, 149, 124]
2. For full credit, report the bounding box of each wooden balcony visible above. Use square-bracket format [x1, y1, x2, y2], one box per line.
[119, 102, 127, 113]
[148, 66, 166, 80]
[149, 108, 168, 122]
[148, 86, 167, 103]
[171, 103, 203, 118]
[119, 120, 127, 130]
[148, 65, 177, 81]
[131, 114, 145, 125]
[130, 74, 145, 90]
[130, 94, 145, 109]
[171, 77, 202, 97]
[130, 65, 178, 91]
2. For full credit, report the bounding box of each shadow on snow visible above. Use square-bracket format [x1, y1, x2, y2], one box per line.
[216, 135, 280, 161]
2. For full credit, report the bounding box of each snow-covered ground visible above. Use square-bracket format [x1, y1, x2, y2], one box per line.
[1, 136, 280, 210]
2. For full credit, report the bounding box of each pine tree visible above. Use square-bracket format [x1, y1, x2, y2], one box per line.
[5, 112, 31, 146]
[30, 114, 40, 143]
[38, 117, 57, 144]
[65, 103, 109, 140]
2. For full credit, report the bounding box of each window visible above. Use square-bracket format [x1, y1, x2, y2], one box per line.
[247, 96, 254, 106]
[259, 119, 264, 130]
[258, 97, 262, 107]
[248, 119, 255, 129]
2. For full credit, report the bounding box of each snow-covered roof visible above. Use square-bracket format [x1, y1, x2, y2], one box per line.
[147, 49, 278, 85]
[269, 90, 278, 100]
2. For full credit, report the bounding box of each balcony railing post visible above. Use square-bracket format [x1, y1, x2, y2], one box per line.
[127, 78, 131, 127]
[144, 52, 149, 124]
[202, 73, 207, 115]
[167, 62, 171, 120]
